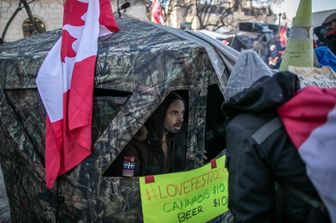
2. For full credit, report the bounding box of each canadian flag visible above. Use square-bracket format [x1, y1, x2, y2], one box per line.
[151, 0, 164, 25]
[36, 0, 119, 189]
[279, 25, 287, 50]
[277, 87, 336, 222]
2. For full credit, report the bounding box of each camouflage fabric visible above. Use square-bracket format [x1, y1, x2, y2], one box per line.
[0, 166, 11, 223]
[0, 17, 230, 222]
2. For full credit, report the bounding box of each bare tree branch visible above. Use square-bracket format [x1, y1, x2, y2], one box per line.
[159, 0, 283, 31]
[1, 0, 46, 41]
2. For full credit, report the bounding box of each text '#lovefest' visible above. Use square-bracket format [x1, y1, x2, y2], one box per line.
[140, 156, 229, 223]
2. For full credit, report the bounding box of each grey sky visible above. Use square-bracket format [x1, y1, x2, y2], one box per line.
[273, 0, 335, 22]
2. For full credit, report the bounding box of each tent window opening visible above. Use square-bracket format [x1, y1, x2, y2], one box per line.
[103, 90, 189, 177]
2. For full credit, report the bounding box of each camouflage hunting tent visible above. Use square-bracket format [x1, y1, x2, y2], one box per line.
[0, 16, 234, 222]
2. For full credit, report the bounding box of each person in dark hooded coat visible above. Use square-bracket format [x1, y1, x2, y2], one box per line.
[109, 92, 187, 176]
[322, 13, 336, 55]
[222, 50, 330, 223]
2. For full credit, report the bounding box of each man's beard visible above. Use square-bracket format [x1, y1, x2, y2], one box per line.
[164, 123, 182, 134]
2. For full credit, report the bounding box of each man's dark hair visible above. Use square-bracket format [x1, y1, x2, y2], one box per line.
[145, 92, 186, 143]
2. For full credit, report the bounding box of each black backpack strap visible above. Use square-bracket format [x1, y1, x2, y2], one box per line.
[251, 117, 282, 144]
[252, 117, 328, 215]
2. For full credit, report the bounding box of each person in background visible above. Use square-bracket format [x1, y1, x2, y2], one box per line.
[267, 43, 281, 69]
[321, 13, 336, 55]
[313, 13, 336, 71]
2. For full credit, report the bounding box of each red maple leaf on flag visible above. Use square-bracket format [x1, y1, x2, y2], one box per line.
[63, 0, 88, 26]
[61, 30, 77, 62]
[36, 0, 119, 189]
[61, 1, 89, 62]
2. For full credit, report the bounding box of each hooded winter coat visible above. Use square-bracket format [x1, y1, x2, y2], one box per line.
[222, 72, 330, 223]
[322, 13, 336, 55]
[220, 50, 330, 223]
[145, 92, 187, 173]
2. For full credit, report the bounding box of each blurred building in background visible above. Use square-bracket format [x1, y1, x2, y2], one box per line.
[165, 0, 275, 31]
[0, 0, 276, 43]
[0, 0, 147, 42]
[0, 0, 63, 42]
[312, 9, 336, 28]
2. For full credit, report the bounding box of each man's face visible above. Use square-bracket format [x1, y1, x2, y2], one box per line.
[164, 99, 185, 134]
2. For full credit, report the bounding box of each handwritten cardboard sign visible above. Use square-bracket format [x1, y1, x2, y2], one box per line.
[140, 156, 229, 223]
